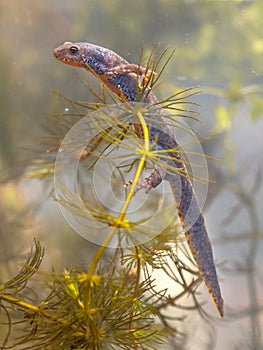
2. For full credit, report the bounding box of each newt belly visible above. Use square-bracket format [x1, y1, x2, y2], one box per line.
[54, 41, 224, 317]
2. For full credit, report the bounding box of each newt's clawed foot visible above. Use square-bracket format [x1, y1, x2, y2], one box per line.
[124, 167, 164, 195]
[124, 178, 155, 195]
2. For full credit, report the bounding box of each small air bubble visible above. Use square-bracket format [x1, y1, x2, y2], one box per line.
[64, 108, 69, 113]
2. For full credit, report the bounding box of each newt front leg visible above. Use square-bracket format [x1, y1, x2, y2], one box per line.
[54, 41, 224, 317]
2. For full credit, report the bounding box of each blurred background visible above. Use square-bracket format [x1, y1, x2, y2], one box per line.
[0, 0, 262, 349]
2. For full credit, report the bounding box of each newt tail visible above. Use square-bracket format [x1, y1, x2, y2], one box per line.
[53, 41, 224, 317]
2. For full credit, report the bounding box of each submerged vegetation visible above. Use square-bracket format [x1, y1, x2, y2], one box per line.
[0, 46, 218, 349]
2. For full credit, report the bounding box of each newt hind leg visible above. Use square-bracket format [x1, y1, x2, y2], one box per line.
[124, 166, 165, 195]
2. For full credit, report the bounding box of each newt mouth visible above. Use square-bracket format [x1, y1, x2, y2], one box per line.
[53, 48, 67, 61]
[53, 52, 69, 64]
[53, 49, 61, 60]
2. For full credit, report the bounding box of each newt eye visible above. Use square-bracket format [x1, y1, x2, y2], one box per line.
[69, 46, 79, 55]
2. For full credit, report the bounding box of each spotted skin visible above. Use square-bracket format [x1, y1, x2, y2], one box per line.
[54, 42, 224, 317]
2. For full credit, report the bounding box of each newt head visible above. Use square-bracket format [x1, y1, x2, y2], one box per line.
[53, 41, 91, 69]
[53, 41, 128, 75]
[53, 42, 77, 64]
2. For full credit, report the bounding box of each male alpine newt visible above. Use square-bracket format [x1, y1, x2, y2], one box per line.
[53, 41, 224, 317]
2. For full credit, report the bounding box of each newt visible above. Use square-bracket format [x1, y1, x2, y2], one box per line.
[53, 41, 224, 317]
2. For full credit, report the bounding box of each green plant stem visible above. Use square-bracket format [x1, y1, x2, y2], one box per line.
[86, 109, 150, 278]
[0, 293, 69, 326]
